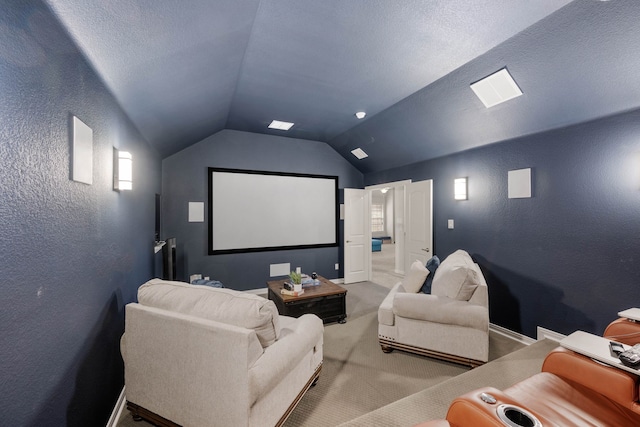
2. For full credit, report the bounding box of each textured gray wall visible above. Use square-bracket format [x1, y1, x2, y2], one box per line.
[365, 109, 640, 338]
[0, 1, 161, 425]
[162, 129, 363, 289]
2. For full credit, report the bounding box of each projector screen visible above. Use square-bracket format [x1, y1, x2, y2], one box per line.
[208, 168, 338, 255]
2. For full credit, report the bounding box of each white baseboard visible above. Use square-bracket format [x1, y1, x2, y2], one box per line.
[490, 324, 567, 345]
[106, 387, 126, 427]
[489, 323, 536, 346]
[536, 326, 566, 342]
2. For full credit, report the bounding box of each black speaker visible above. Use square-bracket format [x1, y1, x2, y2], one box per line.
[162, 237, 177, 280]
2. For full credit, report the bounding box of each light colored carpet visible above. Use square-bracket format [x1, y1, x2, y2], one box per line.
[282, 282, 525, 427]
[372, 243, 403, 289]
[339, 338, 558, 427]
[116, 279, 536, 427]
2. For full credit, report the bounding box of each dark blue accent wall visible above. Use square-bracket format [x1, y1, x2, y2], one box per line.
[366, 109, 640, 338]
[162, 129, 363, 289]
[0, 1, 161, 425]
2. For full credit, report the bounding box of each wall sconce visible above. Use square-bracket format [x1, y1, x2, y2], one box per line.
[454, 178, 467, 200]
[113, 148, 133, 191]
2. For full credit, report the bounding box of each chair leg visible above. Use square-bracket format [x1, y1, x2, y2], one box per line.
[381, 344, 394, 353]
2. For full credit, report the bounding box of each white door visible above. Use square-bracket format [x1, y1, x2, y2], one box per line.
[344, 188, 370, 284]
[404, 180, 433, 273]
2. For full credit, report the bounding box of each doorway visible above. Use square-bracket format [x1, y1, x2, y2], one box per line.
[344, 179, 431, 286]
[370, 187, 402, 289]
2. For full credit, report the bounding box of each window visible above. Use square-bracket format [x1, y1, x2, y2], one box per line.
[371, 204, 384, 232]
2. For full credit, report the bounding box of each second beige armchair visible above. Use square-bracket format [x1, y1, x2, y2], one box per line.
[378, 250, 489, 367]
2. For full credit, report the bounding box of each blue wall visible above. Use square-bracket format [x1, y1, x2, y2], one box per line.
[162, 129, 363, 289]
[366, 109, 640, 338]
[0, 1, 161, 425]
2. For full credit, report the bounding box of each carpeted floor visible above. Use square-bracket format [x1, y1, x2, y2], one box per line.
[371, 243, 403, 289]
[339, 338, 558, 426]
[116, 276, 545, 427]
[281, 282, 526, 427]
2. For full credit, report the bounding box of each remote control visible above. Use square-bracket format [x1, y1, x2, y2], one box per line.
[610, 341, 625, 356]
[619, 344, 640, 368]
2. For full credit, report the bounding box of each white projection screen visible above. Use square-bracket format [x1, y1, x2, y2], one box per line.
[208, 168, 338, 254]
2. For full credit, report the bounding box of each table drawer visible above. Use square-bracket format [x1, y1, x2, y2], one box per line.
[283, 294, 345, 322]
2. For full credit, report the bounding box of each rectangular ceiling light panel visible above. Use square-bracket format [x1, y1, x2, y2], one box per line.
[471, 68, 523, 108]
[268, 120, 294, 130]
[351, 148, 368, 159]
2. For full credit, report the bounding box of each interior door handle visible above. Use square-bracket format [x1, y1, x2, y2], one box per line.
[346, 240, 352, 243]
[422, 248, 430, 252]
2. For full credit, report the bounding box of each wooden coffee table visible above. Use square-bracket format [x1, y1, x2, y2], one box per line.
[267, 276, 347, 324]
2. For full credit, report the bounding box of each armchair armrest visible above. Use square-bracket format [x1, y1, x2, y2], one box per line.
[445, 386, 552, 427]
[393, 293, 488, 331]
[378, 282, 404, 326]
[249, 314, 323, 403]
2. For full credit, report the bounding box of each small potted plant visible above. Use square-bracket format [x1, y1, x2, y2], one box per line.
[289, 271, 302, 292]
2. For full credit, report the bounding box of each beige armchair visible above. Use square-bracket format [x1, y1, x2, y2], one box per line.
[121, 279, 323, 427]
[378, 250, 489, 367]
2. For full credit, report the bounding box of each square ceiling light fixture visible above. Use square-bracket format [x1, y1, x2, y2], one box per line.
[351, 148, 368, 159]
[470, 68, 523, 108]
[268, 120, 294, 131]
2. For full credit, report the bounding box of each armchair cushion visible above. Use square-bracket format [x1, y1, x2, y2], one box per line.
[403, 260, 430, 293]
[393, 293, 489, 330]
[431, 250, 480, 301]
[138, 278, 280, 348]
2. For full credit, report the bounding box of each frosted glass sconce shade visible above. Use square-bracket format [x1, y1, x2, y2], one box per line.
[114, 148, 133, 191]
[454, 178, 467, 200]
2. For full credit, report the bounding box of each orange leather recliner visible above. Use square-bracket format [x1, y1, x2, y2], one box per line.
[415, 316, 640, 427]
[604, 317, 640, 346]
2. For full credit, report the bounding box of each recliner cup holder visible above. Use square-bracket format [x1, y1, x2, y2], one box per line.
[496, 404, 542, 427]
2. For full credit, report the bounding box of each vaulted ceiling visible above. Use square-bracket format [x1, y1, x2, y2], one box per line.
[45, 0, 640, 174]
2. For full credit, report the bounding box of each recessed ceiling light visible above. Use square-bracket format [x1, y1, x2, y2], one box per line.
[470, 68, 522, 108]
[268, 120, 294, 131]
[351, 148, 368, 159]
[355, 111, 366, 119]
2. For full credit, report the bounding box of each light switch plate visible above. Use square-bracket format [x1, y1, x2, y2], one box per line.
[448, 219, 454, 229]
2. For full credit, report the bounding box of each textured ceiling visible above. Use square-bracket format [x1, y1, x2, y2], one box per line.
[44, 1, 640, 174]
